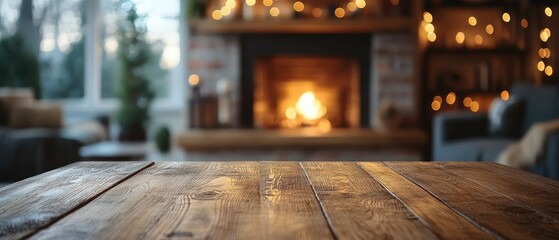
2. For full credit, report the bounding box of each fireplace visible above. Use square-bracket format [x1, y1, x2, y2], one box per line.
[241, 34, 371, 128]
[254, 56, 360, 129]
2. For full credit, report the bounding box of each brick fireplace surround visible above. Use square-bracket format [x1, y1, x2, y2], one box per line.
[183, 31, 422, 161]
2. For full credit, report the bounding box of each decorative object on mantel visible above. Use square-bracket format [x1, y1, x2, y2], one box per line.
[217, 78, 232, 127]
[188, 74, 219, 129]
[374, 101, 402, 131]
[115, 1, 155, 142]
[188, 74, 203, 129]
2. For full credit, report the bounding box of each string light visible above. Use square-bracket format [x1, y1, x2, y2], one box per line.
[502, 12, 511, 22]
[455, 32, 465, 44]
[468, 16, 477, 26]
[221, 6, 231, 16]
[463, 97, 473, 107]
[212, 10, 223, 20]
[312, 8, 322, 18]
[446, 92, 456, 105]
[427, 32, 437, 42]
[347, 2, 357, 12]
[188, 74, 200, 86]
[540, 28, 551, 42]
[270, 7, 280, 17]
[474, 35, 483, 45]
[225, 0, 236, 9]
[356, 0, 366, 9]
[538, 48, 551, 59]
[434, 96, 443, 103]
[263, 0, 273, 7]
[470, 101, 480, 112]
[246, 0, 256, 6]
[545, 7, 553, 17]
[501, 91, 510, 101]
[335, 8, 345, 18]
[486, 24, 494, 35]
[539, 48, 547, 58]
[521, 19, 528, 29]
[431, 101, 441, 111]
[424, 23, 435, 33]
[293, 1, 304, 12]
[545, 66, 554, 76]
[423, 12, 433, 23]
[538, 61, 545, 71]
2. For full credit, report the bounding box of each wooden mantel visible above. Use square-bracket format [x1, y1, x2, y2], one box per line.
[176, 129, 426, 151]
[189, 18, 413, 34]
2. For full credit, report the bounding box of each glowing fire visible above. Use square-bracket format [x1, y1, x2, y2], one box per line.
[283, 91, 331, 131]
[294, 91, 327, 121]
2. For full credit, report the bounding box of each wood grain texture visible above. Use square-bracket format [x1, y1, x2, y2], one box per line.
[0, 161, 153, 240]
[387, 162, 559, 239]
[440, 162, 559, 220]
[301, 162, 438, 239]
[176, 129, 427, 151]
[357, 162, 492, 240]
[32, 162, 332, 240]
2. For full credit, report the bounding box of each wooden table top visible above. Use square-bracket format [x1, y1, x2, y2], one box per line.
[1, 161, 558, 239]
[177, 129, 427, 150]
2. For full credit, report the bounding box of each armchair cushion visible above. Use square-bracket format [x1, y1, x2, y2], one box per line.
[511, 84, 559, 136]
[488, 97, 525, 138]
[433, 112, 488, 145]
[434, 137, 514, 162]
[540, 132, 559, 179]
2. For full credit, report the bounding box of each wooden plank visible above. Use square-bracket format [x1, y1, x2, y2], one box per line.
[176, 129, 427, 151]
[439, 162, 559, 220]
[387, 162, 559, 239]
[0, 161, 153, 240]
[190, 18, 412, 34]
[357, 162, 492, 239]
[31, 162, 333, 239]
[301, 162, 438, 239]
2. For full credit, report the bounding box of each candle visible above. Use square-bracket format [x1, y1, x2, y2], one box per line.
[188, 74, 201, 99]
[188, 74, 200, 87]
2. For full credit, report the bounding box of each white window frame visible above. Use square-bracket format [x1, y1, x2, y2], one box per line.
[62, 0, 186, 115]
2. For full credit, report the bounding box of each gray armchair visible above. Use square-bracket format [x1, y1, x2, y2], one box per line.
[433, 84, 559, 179]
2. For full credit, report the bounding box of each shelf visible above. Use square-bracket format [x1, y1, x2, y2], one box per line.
[425, 47, 525, 55]
[425, 1, 521, 9]
[189, 18, 413, 34]
[428, 90, 502, 95]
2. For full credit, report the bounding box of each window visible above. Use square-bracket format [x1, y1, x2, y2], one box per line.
[0, 0, 86, 99]
[101, 0, 181, 99]
[0, 0, 183, 107]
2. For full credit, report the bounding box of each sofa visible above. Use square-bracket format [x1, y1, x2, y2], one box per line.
[0, 88, 110, 181]
[0, 116, 109, 182]
[433, 83, 559, 179]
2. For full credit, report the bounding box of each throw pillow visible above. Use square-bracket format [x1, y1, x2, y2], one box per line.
[488, 97, 525, 138]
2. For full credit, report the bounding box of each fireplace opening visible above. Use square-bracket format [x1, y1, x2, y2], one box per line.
[254, 57, 360, 130]
[240, 34, 371, 128]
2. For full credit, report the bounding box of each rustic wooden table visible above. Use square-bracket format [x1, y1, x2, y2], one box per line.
[1, 162, 558, 239]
